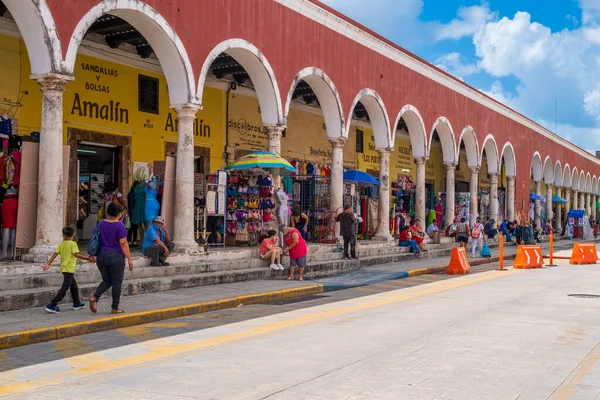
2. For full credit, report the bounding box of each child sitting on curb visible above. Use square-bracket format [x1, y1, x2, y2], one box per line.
[42, 226, 95, 313]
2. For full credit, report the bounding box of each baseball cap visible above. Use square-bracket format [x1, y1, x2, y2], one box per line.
[153, 216, 165, 224]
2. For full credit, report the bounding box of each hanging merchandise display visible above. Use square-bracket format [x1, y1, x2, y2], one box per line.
[344, 170, 379, 240]
[478, 191, 490, 220]
[455, 192, 470, 222]
[287, 158, 334, 243]
[568, 209, 584, 239]
[226, 170, 275, 246]
[204, 170, 227, 246]
[0, 128, 22, 260]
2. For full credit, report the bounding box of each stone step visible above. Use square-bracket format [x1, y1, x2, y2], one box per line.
[0, 258, 364, 312]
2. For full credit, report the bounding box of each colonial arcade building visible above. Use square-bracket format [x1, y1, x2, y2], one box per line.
[0, 0, 598, 258]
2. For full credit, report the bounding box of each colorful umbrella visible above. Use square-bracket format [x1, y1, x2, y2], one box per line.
[225, 151, 296, 174]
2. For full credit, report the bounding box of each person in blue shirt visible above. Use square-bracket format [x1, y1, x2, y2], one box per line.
[499, 219, 513, 242]
[142, 216, 175, 266]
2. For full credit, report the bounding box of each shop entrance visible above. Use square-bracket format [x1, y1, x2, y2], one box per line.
[67, 128, 132, 237]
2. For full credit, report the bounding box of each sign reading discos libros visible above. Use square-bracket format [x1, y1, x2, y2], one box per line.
[227, 93, 268, 151]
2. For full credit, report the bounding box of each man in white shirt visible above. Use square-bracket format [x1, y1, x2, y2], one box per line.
[427, 221, 442, 244]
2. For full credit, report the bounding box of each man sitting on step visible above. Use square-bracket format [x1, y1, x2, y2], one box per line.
[142, 216, 175, 267]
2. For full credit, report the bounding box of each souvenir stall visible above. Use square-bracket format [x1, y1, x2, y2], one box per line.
[0, 131, 23, 260]
[224, 152, 294, 247]
[478, 191, 490, 221]
[343, 170, 379, 240]
[287, 159, 332, 242]
[455, 192, 470, 222]
[392, 175, 415, 218]
[568, 209, 584, 239]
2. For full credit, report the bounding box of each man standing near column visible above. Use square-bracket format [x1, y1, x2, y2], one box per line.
[337, 205, 358, 260]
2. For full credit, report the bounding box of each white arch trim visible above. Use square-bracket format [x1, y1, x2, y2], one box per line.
[198, 38, 282, 125]
[457, 126, 479, 168]
[283, 67, 344, 139]
[553, 161, 563, 187]
[393, 105, 427, 159]
[572, 167, 579, 190]
[4, 0, 62, 74]
[563, 164, 572, 188]
[345, 89, 392, 150]
[531, 152, 543, 182]
[543, 155, 554, 184]
[593, 176, 598, 195]
[586, 172, 592, 193]
[480, 134, 499, 174]
[65, 0, 197, 105]
[429, 117, 456, 164]
[500, 142, 517, 177]
[578, 171, 584, 189]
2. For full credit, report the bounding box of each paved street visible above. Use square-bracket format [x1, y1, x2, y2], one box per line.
[2, 250, 600, 399]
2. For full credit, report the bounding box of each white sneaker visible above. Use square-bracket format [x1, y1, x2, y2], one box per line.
[269, 264, 278, 270]
[277, 264, 284, 270]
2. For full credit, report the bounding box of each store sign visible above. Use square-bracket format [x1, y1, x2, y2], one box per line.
[227, 93, 268, 151]
[165, 112, 212, 137]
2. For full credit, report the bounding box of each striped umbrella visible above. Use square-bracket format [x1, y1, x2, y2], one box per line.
[225, 151, 296, 174]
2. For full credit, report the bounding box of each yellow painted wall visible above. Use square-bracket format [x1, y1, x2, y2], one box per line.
[389, 133, 443, 193]
[6, 34, 226, 172]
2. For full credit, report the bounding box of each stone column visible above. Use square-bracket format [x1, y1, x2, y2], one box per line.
[565, 189, 571, 216]
[546, 183, 553, 224]
[573, 190, 579, 210]
[266, 125, 285, 188]
[375, 148, 391, 240]
[490, 173, 499, 223]
[329, 138, 345, 237]
[507, 176, 516, 222]
[586, 192, 592, 216]
[555, 187, 562, 231]
[172, 104, 201, 251]
[444, 163, 456, 227]
[469, 167, 479, 226]
[580, 192, 586, 212]
[593, 195, 598, 221]
[29, 74, 74, 259]
[415, 157, 427, 223]
[534, 181, 542, 227]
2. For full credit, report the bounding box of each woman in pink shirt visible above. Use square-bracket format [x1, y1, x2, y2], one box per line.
[281, 225, 309, 281]
[259, 230, 283, 271]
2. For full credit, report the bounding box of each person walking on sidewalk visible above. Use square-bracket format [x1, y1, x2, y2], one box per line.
[42, 226, 95, 313]
[280, 225, 308, 281]
[89, 203, 134, 315]
[142, 216, 175, 267]
[455, 217, 470, 248]
[470, 217, 484, 257]
[336, 205, 358, 260]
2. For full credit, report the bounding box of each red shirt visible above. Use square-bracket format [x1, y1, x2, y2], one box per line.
[259, 238, 275, 256]
[284, 228, 308, 259]
[399, 230, 411, 241]
[410, 226, 423, 244]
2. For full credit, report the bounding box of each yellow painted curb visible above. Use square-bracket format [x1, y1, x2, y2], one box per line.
[0, 284, 324, 350]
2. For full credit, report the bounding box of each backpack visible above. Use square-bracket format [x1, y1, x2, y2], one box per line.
[87, 221, 102, 256]
[472, 224, 481, 239]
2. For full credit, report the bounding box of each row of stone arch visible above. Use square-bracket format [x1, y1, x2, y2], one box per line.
[532, 153, 600, 195]
[4, 0, 512, 172]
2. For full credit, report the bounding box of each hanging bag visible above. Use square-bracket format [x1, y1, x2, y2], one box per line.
[480, 242, 491, 258]
[87, 221, 103, 256]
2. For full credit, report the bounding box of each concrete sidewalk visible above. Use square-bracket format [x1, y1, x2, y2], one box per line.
[0, 238, 584, 349]
[3, 247, 600, 399]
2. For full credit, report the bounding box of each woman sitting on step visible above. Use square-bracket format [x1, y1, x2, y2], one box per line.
[258, 230, 284, 271]
[398, 226, 420, 255]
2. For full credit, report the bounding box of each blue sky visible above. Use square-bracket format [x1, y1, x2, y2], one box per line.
[321, 0, 600, 153]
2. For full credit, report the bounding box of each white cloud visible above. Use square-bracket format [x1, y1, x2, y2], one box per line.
[538, 119, 600, 154]
[433, 3, 497, 41]
[434, 52, 479, 80]
[473, 11, 600, 127]
[584, 85, 600, 120]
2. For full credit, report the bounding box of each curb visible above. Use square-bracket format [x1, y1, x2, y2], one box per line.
[0, 284, 324, 350]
